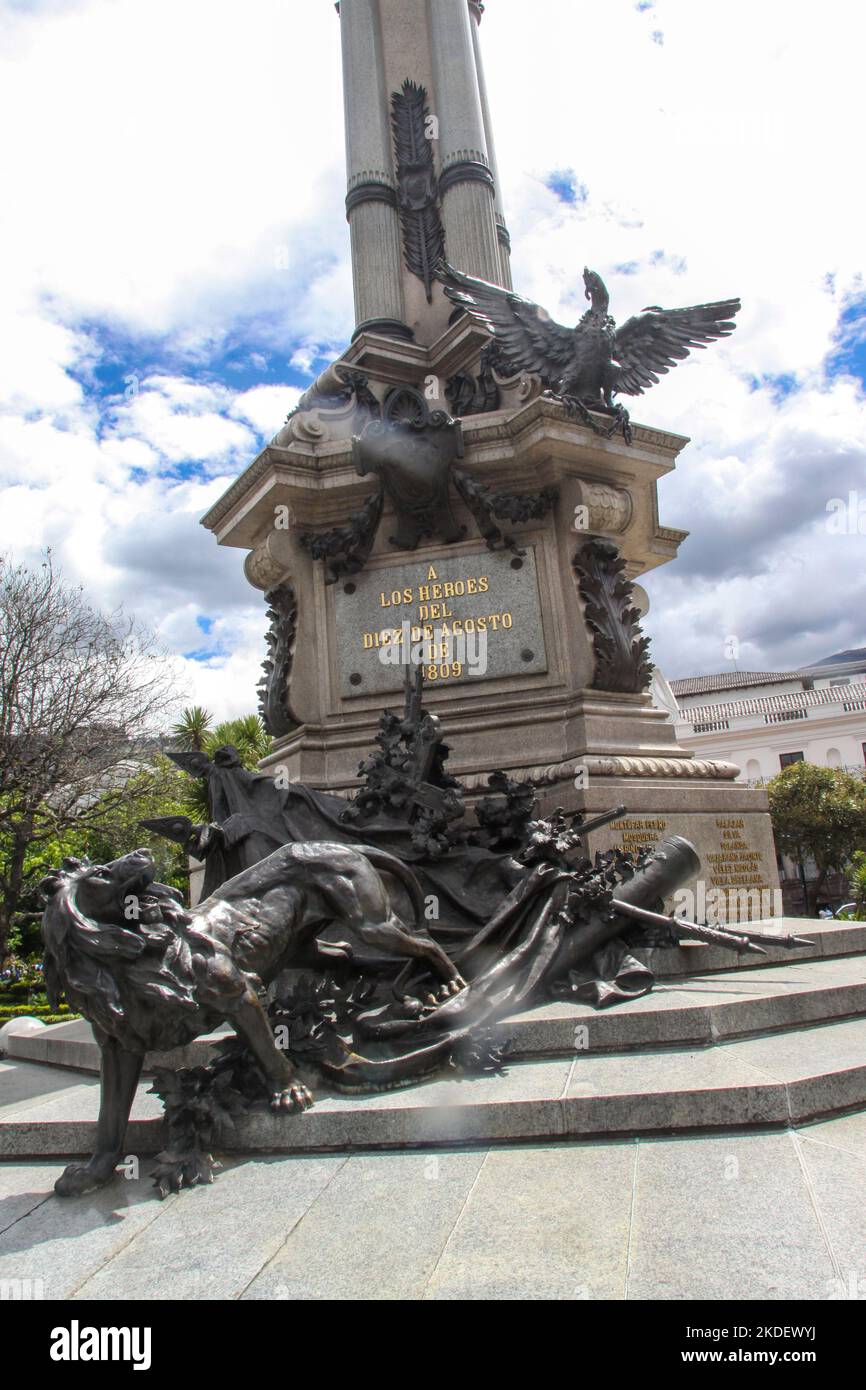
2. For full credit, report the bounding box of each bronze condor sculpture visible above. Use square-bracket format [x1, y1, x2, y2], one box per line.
[441, 261, 740, 441]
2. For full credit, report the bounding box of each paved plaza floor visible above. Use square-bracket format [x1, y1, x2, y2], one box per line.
[2, 1112, 866, 1301]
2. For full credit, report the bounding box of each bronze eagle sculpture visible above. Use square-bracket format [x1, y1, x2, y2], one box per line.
[441, 262, 740, 442]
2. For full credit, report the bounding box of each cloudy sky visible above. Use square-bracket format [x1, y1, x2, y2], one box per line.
[1, 0, 863, 720]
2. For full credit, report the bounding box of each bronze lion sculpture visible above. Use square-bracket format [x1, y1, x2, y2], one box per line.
[40, 841, 464, 1197]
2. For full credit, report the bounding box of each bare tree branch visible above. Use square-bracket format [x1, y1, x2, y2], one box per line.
[0, 552, 183, 956]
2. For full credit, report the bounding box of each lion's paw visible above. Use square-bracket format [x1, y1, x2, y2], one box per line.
[270, 1084, 314, 1114]
[436, 976, 467, 999]
[55, 1159, 118, 1198]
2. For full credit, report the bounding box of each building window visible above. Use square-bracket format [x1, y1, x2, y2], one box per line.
[830, 678, 851, 686]
[779, 752, 804, 769]
[826, 747, 842, 767]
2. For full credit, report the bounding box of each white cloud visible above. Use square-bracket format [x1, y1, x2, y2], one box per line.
[230, 384, 301, 437]
[109, 376, 256, 471]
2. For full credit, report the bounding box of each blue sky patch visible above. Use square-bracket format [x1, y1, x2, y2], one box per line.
[746, 372, 798, 401]
[63, 316, 317, 427]
[182, 645, 226, 663]
[827, 295, 866, 388]
[543, 170, 589, 207]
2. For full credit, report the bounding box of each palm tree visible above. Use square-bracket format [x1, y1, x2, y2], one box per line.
[208, 714, 271, 767]
[171, 706, 213, 752]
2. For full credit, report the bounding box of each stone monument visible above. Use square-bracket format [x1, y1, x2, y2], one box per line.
[201, 0, 779, 918]
[36, 5, 823, 1202]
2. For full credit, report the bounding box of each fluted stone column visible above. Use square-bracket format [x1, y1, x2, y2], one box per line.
[340, 0, 412, 339]
[427, 0, 503, 286]
[467, 1, 512, 288]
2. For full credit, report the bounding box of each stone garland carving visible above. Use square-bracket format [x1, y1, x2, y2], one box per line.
[257, 583, 301, 738]
[459, 754, 740, 792]
[452, 469, 558, 553]
[458, 758, 736, 797]
[300, 484, 384, 585]
[391, 80, 446, 303]
[573, 537, 653, 694]
[244, 540, 288, 593]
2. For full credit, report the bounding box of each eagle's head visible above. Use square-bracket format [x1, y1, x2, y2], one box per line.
[582, 268, 610, 315]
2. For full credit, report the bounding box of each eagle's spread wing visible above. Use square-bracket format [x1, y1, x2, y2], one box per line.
[441, 261, 574, 383]
[613, 299, 741, 396]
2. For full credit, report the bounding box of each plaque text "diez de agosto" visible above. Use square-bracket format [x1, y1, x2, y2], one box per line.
[361, 565, 513, 682]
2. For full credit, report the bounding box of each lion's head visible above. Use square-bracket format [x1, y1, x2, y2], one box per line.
[39, 849, 199, 1051]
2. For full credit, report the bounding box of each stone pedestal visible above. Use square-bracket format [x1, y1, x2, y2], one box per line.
[202, 347, 780, 920]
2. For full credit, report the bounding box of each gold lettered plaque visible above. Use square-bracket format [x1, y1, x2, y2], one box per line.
[334, 546, 549, 697]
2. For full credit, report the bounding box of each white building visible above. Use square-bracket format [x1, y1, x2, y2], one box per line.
[663, 649, 866, 911]
[670, 649, 866, 784]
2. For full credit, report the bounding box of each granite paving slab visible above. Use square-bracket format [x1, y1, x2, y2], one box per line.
[242, 1149, 488, 1300]
[0, 1161, 59, 1237]
[626, 1132, 837, 1301]
[0, 1163, 174, 1299]
[422, 1141, 635, 1300]
[0, 1058, 94, 1113]
[794, 1131, 866, 1299]
[75, 1154, 348, 1301]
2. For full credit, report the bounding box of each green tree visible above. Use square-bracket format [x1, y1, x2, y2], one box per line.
[767, 762, 866, 916]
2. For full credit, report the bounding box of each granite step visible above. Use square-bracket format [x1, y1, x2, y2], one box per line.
[4, 1012, 866, 1157]
[6, 951, 866, 1075]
